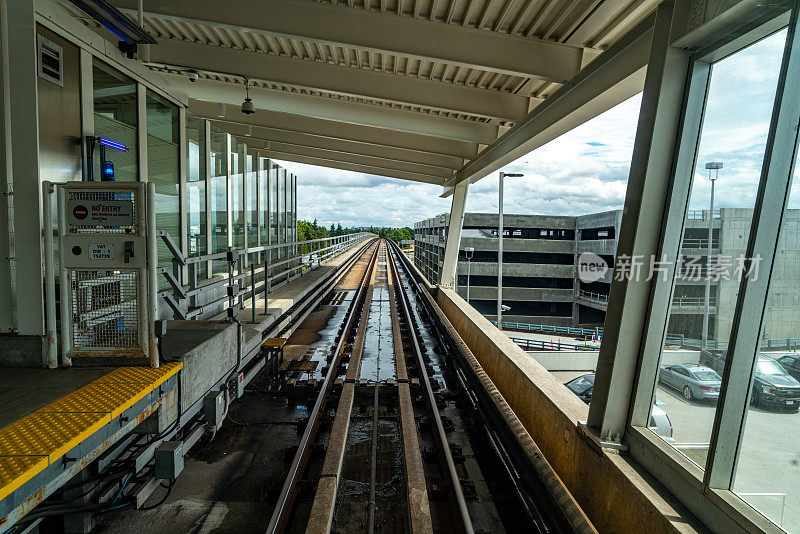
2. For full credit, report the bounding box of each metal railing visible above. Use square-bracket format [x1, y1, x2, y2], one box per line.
[495, 320, 800, 352]
[508, 336, 598, 352]
[686, 209, 720, 220]
[681, 238, 719, 249]
[157, 232, 374, 321]
[577, 290, 609, 305]
[671, 295, 717, 307]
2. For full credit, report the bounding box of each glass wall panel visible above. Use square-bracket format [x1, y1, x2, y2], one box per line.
[259, 156, 269, 247]
[245, 149, 258, 264]
[209, 126, 228, 275]
[186, 114, 207, 279]
[652, 30, 786, 469]
[231, 140, 245, 250]
[278, 168, 286, 257]
[146, 90, 180, 290]
[732, 31, 799, 527]
[270, 162, 278, 260]
[92, 59, 137, 181]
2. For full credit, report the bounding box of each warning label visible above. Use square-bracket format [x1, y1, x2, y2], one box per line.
[88, 244, 115, 260]
[68, 199, 134, 227]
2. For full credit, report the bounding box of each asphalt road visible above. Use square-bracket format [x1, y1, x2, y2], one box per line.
[655, 382, 799, 532]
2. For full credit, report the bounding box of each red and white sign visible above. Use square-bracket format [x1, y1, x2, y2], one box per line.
[67, 199, 133, 227]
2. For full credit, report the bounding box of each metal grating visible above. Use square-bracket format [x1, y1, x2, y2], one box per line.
[66, 190, 138, 235]
[70, 269, 140, 350]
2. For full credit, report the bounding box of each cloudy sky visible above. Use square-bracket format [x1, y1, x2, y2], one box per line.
[278, 27, 790, 229]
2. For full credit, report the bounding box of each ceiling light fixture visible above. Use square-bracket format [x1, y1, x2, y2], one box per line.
[217, 103, 226, 118]
[241, 78, 255, 116]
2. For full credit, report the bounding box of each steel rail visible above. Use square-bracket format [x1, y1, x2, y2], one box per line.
[387, 246, 475, 534]
[266, 240, 381, 534]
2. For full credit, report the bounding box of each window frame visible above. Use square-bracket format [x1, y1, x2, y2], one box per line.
[613, 5, 800, 534]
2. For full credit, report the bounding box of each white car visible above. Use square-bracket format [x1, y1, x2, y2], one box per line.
[565, 373, 675, 443]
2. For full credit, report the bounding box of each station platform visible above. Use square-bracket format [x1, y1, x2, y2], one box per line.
[0, 363, 182, 527]
[0, 242, 369, 531]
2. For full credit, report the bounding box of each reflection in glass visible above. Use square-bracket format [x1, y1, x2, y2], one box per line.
[146, 90, 180, 290]
[187, 114, 207, 279]
[732, 177, 800, 532]
[209, 125, 228, 275]
[652, 30, 787, 470]
[231, 140, 245, 251]
[92, 59, 137, 181]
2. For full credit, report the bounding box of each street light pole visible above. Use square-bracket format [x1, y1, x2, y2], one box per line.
[497, 172, 523, 326]
[465, 247, 474, 303]
[702, 161, 722, 349]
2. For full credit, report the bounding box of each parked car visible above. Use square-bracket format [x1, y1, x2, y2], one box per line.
[700, 350, 800, 411]
[564, 373, 674, 442]
[776, 354, 800, 382]
[658, 364, 721, 401]
[751, 357, 800, 411]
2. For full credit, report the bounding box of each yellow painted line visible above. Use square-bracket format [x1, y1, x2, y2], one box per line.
[0, 456, 48, 501]
[36, 381, 152, 419]
[0, 412, 108, 463]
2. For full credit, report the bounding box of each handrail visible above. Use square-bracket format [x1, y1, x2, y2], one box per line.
[508, 336, 597, 352]
[158, 231, 374, 321]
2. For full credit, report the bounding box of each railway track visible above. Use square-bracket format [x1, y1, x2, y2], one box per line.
[246, 238, 590, 534]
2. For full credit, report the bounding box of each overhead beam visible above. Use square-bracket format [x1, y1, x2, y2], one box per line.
[444, 12, 656, 193]
[188, 99, 478, 160]
[148, 39, 531, 122]
[169, 74, 498, 144]
[113, 0, 587, 82]
[268, 151, 445, 185]
[218, 121, 462, 172]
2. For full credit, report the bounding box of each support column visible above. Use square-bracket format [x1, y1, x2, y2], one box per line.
[587, 0, 692, 440]
[439, 182, 468, 288]
[0, 0, 15, 332]
[5, 0, 42, 338]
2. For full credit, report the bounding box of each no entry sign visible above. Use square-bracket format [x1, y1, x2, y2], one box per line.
[68, 199, 134, 227]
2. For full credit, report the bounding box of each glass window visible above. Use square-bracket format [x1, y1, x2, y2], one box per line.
[231, 140, 245, 250]
[209, 125, 228, 275]
[187, 114, 207, 279]
[278, 167, 286, 256]
[92, 59, 137, 181]
[271, 162, 278, 259]
[732, 79, 800, 528]
[246, 149, 258, 264]
[653, 30, 787, 469]
[146, 90, 180, 290]
[259, 156, 269, 247]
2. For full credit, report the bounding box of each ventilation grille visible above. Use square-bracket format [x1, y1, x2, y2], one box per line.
[37, 34, 63, 87]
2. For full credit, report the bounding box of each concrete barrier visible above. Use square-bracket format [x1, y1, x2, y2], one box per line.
[528, 349, 701, 372]
[434, 287, 700, 534]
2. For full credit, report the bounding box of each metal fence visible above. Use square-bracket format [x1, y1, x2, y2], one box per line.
[158, 231, 374, 322]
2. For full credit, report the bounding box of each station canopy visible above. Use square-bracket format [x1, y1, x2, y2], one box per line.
[68, 0, 657, 191]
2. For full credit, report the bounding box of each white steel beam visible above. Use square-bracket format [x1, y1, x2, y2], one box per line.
[148, 39, 531, 122]
[113, 0, 587, 83]
[216, 123, 458, 179]
[443, 12, 655, 194]
[264, 141, 454, 181]
[169, 75, 498, 144]
[188, 99, 478, 160]
[440, 183, 469, 288]
[268, 151, 445, 185]
[217, 120, 465, 171]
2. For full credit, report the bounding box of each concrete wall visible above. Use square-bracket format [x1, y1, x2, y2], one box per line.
[528, 349, 701, 371]
[435, 287, 700, 534]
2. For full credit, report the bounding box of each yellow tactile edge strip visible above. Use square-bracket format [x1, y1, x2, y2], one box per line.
[0, 362, 182, 502]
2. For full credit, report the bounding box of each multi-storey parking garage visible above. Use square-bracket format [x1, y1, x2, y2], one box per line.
[1, 1, 799, 533]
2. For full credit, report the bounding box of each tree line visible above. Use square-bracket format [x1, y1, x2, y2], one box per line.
[297, 219, 413, 252]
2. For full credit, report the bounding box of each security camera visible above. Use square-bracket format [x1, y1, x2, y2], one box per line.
[241, 97, 255, 116]
[186, 70, 199, 83]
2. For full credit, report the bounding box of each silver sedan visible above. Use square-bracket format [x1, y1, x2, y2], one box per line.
[658, 364, 721, 401]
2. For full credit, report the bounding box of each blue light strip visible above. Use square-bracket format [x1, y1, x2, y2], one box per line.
[99, 137, 128, 151]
